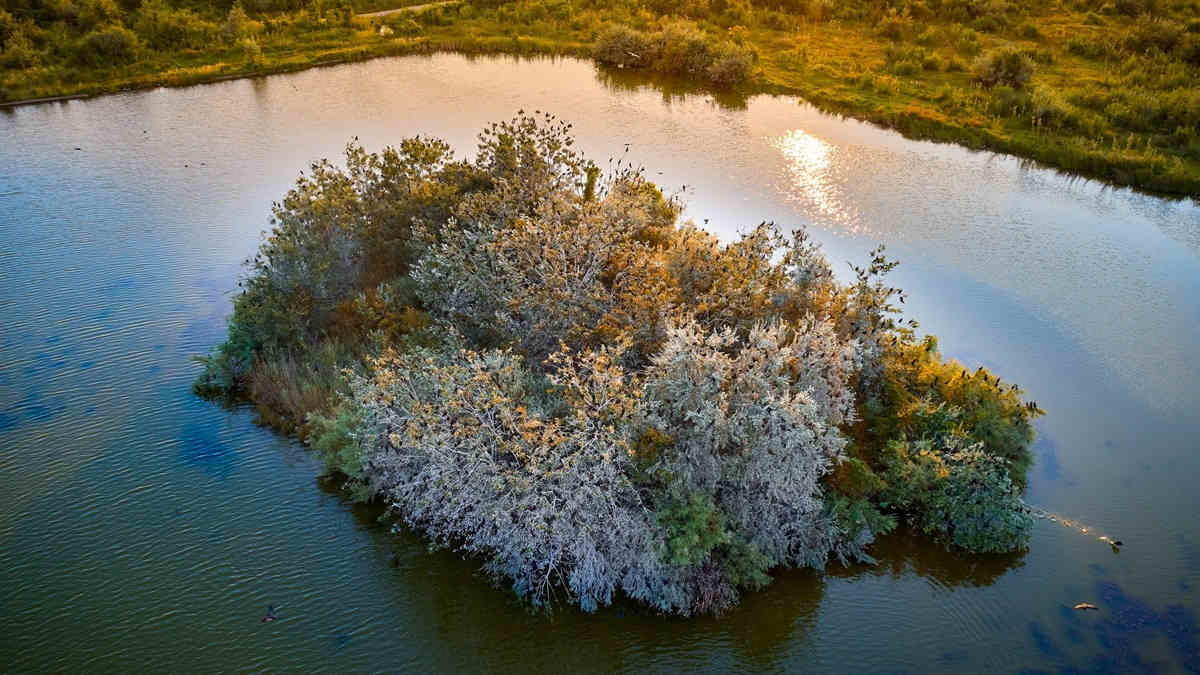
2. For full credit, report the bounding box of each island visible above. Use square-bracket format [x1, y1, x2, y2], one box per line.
[196, 113, 1039, 615]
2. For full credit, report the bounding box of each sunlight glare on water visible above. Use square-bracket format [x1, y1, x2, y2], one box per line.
[774, 128, 866, 236]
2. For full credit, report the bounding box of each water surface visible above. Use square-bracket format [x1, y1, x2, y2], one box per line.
[2, 54, 1198, 672]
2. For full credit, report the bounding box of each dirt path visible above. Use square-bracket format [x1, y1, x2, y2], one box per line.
[357, 0, 460, 18]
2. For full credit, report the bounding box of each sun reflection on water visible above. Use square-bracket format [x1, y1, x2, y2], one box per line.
[774, 129, 865, 235]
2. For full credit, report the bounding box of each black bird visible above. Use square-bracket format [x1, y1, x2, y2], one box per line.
[261, 605, 280, 623]
[73, 147, 81, 151]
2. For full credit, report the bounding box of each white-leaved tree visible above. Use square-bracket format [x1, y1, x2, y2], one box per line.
[640, 319, 873, 575]
[354, 343, 690, 613]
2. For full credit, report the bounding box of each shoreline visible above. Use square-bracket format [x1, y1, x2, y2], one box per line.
[3, 38, 1197, 201]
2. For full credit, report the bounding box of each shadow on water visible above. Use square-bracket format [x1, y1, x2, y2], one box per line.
[315, 469, 824, 670]
[316, 467, 1029, 670]
[178, 420, 236, 476]
[832, 524, 1028, 589]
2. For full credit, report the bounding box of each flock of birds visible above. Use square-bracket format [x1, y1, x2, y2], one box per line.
[1024, 505, 1125, 613]
[73, 130, 211, 168]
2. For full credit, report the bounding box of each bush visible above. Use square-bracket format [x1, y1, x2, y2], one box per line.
[880, 439, 1033, 553]
[72, 25, 140, 67]
[357, 345, 683, 613]
[593, 23, 656, 68]
[655, 20, 714, 76]
[1113, 0, 1158, 15]
[705, 40, 755, 85]
[1124, 17, 1184, 53]
[247, 338, 352, 435]
[972, 47, 1034, 87]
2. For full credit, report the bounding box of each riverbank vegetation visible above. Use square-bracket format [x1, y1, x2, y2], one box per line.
[2, 0, 1199, 196]
[195, 114, 1039, 614]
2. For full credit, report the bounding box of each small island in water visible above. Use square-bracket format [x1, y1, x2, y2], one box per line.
[196, 112, 1039, 615]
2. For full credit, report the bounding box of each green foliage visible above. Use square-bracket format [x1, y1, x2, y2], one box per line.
[879, 439, 1033, 552]
[657, 492, 729, 568]
[133, 0, 218, 50]
[308, 399, 364, 477]
[870, 338, 1037, 486]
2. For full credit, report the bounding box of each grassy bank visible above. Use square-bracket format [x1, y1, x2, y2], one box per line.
[2, 0, 1197, 196]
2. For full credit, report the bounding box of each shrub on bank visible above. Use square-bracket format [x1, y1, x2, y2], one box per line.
[972, 47, 1034, 87]
[593, 21, 755, 86]
[72, 25, 140, 67]
[593, 23, 656, 67]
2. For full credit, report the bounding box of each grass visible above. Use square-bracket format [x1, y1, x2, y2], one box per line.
[2, 0, 1198, 197]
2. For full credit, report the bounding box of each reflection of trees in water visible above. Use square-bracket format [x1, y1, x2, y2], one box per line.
[594, 66, 751, 111]
[321, 473, 822, 670]
[830, 525, 1027, 590]
[325, 478, 1029, 671]
[327, 478, 1197, 673]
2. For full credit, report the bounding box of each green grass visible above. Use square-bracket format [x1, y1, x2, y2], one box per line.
[2, 0, 1198, 197]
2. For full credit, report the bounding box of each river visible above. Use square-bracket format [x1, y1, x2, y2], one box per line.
[1, 53, 1198, 672]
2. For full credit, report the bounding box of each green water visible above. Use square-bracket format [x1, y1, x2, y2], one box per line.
[1, 54, 1198, 672]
